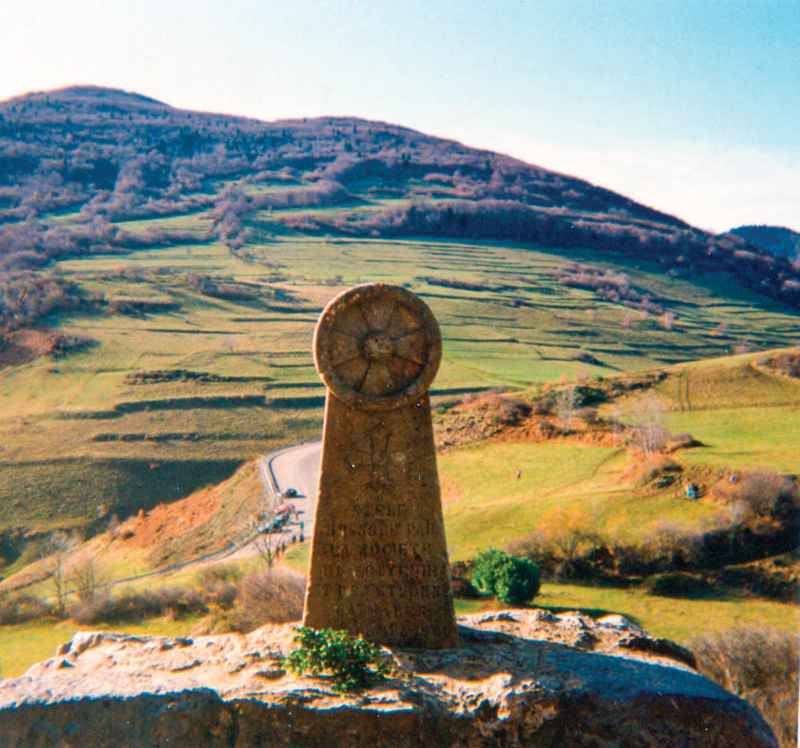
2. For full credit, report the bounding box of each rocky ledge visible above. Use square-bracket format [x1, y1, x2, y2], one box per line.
[0, 609, 776, 747]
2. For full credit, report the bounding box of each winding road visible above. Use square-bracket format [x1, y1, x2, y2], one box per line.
[77, 442, 323, 589]
[258, 441, 322, 539]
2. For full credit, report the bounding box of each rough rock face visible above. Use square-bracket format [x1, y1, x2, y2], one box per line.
[0, 610, 777, 747]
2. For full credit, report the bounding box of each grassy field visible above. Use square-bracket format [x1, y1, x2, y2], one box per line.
[1, 177, 798, 684]
[2, 199, 798, 534]
[0, 617, 201, 680]
[438, 441, 725, 561]
[534, 582, 798, 643]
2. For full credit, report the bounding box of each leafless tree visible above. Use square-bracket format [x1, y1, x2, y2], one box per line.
[42, 531, 78, 617]
[554, 384, 579, 432]
[68, 554, 105, 602]
[658, 311, 676, 330]
[625, 392, 670, 457]
[245, 489, 282, 574]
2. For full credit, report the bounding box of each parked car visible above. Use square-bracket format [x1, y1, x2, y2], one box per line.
[282, 487, 298, 498]
[258, 516, 288, 534]
[275, 502, 296, 516]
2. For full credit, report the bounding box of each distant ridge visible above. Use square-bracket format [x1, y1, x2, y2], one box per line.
[728, 225, 800, 260]
[3, 85, 170, 109]
[0, 84, 798, 310]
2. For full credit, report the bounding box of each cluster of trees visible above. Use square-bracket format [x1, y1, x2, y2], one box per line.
[0, 218, 197, 330]
[0, 216, 196, 271]
[554, 262, 667, 315]
[284, 197, 800, 307]
[0, 271, 84, 330]
[183, 271, 258, 301]
[207, 180, 350, 249]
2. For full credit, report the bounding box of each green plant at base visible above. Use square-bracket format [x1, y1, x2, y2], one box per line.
[471, 548, 540, 605]
[282, 626, 391, 693]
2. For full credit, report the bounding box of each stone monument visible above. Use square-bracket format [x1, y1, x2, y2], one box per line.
[302, 283, 458, 648]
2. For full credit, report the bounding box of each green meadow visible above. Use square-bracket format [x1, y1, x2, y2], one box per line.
[1, 175, 798, 681]
[438, 441, 723, 562]
[2, 186, 798, 534]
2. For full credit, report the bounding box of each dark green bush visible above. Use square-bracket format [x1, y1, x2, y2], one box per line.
[283, 627, 390, 693]
[471, 549, 540, 605]
[645, 572, 715, 598]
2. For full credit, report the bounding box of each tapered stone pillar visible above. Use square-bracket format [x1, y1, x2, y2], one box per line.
[302, 283, 457, 649]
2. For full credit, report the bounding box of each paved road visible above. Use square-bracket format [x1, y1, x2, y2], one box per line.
[23, 442, 324, 604]
[259, 441, 322, 539]
[93, 442, 323, 587]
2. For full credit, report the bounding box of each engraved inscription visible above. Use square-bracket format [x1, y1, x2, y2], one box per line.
[303, 284, 458, 649]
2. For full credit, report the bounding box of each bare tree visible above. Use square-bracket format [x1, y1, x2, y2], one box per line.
[625, 393, 669, 457]
[554, 384, 579, 432]
[658, 311, 676, 330]
[68, 554, 105, 603]
[42, 531, 78, 617]
[245, 489, 282, 574]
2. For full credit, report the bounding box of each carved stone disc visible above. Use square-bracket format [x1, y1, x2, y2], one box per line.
[314, 284, 442, 410]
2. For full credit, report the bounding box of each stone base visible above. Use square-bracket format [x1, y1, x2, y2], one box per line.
[0, 611, 777, 747]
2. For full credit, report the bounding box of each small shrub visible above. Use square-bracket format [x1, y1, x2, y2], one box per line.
[226, 569, 305, 633]
[633, 454, 681, 487]
[0, 592, 54, 625]
[645, 572, 715, 598]
[530, 395, 554, 416]
[691, 627, 798, 748]
[471, 549, 540, 605]
[192, 563, 242, 611]
[195, 563, 244, 586]
[496, 397, 532, 425]
[641, 520, 702, 567]
[70, 587, 206, 624]
[283, 626, 390, 693]
[664, 432, 700, 451]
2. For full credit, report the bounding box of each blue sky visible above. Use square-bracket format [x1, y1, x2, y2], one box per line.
[2, 0, 797, 232]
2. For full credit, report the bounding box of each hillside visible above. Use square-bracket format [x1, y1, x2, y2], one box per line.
[2, 347, 796, 665]
[2, 85, 799, 322]
[729, 225, 800, 261]
[0, 85, 798, 544]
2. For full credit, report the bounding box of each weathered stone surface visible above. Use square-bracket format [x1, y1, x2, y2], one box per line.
[0, 611, 778, 747]
[304, 283, 457, 648]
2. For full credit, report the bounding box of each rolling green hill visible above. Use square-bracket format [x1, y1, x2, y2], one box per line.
[0, 85, 798, 544]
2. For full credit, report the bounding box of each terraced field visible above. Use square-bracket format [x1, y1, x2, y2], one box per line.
[1, 175, 798, 536]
